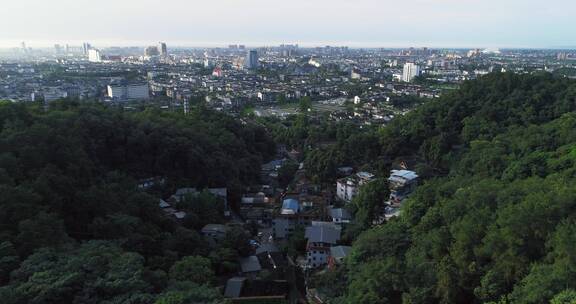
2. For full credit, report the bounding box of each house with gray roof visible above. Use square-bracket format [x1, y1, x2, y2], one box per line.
[305, 224, 341, 268]
[328, 207, 352, 224]
[224, 277, 246, 298]
[329, 245, 352, 265]
[239, 255, 262, 279]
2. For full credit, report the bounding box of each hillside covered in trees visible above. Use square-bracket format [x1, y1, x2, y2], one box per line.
[312, 73, 576, 303]
[0, 101, 275, 303]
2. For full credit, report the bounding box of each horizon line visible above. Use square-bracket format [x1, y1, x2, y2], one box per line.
[0, 39, 574, 50]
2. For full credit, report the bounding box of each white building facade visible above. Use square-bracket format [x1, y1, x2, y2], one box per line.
[88, 49, 102, 63]
[402, 63, 421, 82]
[107, 83, 150, 100]
[336, 171, 375, 203]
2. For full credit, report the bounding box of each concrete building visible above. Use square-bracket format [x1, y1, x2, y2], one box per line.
[336, 171, 375, 203]
[107, 83, 150, 100]
[158, 42, 167, 57]
[82, 42, 91, 55]
[328, 207, 352, 225]
[54, 44, 63, 54]
[144, 46, 160, 57]
[350, 68, 361, 80]
[388, 169, 419, 203]
[305, 222, 341, 268]
[32, 89, 67, 103]
[402, 62, 421, 82]
[272, 195, 327, 239]
[245, 50, 259, 70]
[272, 199, 300, 239]
[88, 49, 102, 63]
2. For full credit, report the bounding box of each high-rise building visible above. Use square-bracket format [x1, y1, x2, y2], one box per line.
[158, 42, 167, 57]
[145, 46, 160, 57]
[245, 50, 259, 70]
[402, 63, 420, 82]
[88, 49, 103, 63]
[82, 42, 92, 55]
[54, 44, 62, 54]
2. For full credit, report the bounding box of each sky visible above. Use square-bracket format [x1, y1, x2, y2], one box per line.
[0, 0, 574, 49]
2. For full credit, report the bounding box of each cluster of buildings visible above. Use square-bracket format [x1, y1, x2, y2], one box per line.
[2, 46, 575, 119]
[135, 142, 419, 302]
[335, 166, 419, 223]
[156, 186, 229, 221]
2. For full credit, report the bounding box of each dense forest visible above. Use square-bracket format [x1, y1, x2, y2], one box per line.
[310, 72, 576, 303]
[0, 101, 275, 303]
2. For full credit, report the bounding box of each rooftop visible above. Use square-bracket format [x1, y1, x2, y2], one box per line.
[329, 207, 352, 221]
[239, 255, 262, 273]
[224, 277, 246, 298]
[330, 245, 352, 259]
[389, 169, 418, 183]
[305, 225, 341, 244]
[281, 198, 300, 215]
[201, 224, 228, 234]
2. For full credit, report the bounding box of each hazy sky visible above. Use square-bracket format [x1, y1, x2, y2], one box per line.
[0, 0, 574, 48]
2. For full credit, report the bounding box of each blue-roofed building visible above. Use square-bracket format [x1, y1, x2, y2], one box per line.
[281, 199, 300, 215]
[273, 194, 327, 239]
[273, 198, 301, 239]
[388, 169, 418, 203]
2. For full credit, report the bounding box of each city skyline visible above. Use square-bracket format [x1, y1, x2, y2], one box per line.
[1, 0, 574, 49]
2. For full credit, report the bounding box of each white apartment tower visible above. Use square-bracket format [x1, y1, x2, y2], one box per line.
[88, 49, 103, 63]
[402, 62, 421, 82]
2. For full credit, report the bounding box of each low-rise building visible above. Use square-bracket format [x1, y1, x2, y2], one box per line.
[328, 245, 352, 268]
[107, 82, 150, 100]
[224, 278, 289, 302]
[239, 255, 262, 280]
[201, 224, 228, 245]
[272, 195, 327, 239]
[328, 207, 352, 224]
[336, 171, 375, 202]
[305, 222, 341, 268]
[388, 169, 419, 203]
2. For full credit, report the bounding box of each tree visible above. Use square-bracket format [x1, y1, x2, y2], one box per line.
[155, 282, 225, 304]
[16, 212, 72, 255]
[299, 96, 312, 113]
[283, 226, 306, 259]
[351, 178, 388, 230]
[278, 160, 299, 188]
[0, 242, 19, 285]
[319, 74, 576, 304]
[551, 290, 576, 304]
[0, 241, 152, 304]
[169, 256, 215, 285]
[221, 227, 252, 258]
